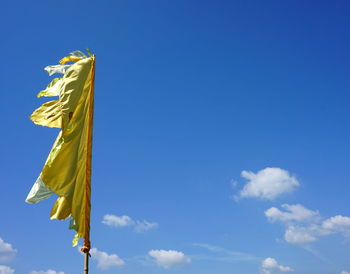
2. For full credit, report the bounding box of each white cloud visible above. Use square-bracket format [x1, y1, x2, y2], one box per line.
[90, 248, 125, 270]
[261, 257, 293, 274]
[29, 270, 65, 274]
[265, 204, 320, 224]
[284, 226, 317, 245]
[237, 167, 300, 200]
[0, 265, 14, 274]
[148, 250, 191, 269]
[102, 215, 133, 227]
[322, 215, 350, 237]
[265, 204, 350, 246]
[341, 271, 350, 274]
[134, 221, 158, 232]
[102, 215, 158, 232]
[0, 238, 17, 263]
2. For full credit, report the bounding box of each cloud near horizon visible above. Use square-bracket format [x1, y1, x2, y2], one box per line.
[90, 247, 125, 270]
[0, 238, 17, 263]
[0, 265, 15, 274]
[235, 167, 300, 200]
[29, 270, 65, 274]
[102, 214, 158, 232]
[148, 249, 191, 269]
[265, 204, 350, 245]
[261, 257, 293, 274]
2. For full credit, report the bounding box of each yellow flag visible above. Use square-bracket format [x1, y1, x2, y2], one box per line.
[26, 51, 95, 250]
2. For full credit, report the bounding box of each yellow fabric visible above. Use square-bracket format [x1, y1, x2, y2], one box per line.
[37, 78, 62, 98]
[50, 196, 71, 219]
[59, 56, 83, 65]
[30, 100, 62, 128]
[32, 56, 95, 247]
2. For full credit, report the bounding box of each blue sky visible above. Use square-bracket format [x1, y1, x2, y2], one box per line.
[1, 0, 350, 273]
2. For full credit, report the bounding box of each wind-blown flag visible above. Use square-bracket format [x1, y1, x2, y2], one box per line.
[26, 50, 95, 250]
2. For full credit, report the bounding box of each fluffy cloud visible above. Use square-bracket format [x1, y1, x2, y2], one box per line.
[0, 238, 17, 263]
[102, 215, 133, 227]
[322, 215, 350, 237]
[237, 168, 300, 200]
[341, 271, 350, 274]
[148, 250, 191, 269]
[261, 258, 293, 274]
[265, 204, 320, 224]
[265, 204, 350, 245]
[29, 270, 65, 274]
[102, 215, 158, 232]
[90, 248, 125, 270]
[0, 265, 14, 274]
[284, 226, 318, 245]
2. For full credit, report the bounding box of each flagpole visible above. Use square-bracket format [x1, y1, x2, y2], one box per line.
[84, 250, 90, 274]
[82, 55, 95, 274]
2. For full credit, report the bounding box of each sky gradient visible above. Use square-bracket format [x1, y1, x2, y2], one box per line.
[1, 1, 350, 273]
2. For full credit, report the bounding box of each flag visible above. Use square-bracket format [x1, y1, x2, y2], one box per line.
[26, 50, 95, 250]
